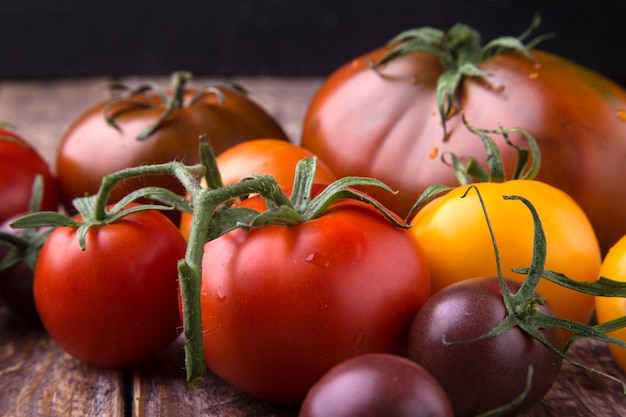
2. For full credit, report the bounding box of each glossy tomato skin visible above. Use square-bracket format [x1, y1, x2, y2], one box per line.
[56, 86, 288, 214]
[595, 235, 626, 372]
[213, 138, 336, 188]
[179, 139, 336, 239]
[34, 208, 186, 367]
[410, 180, 601, 324]
[199, 197, 431, 404]
[299, 353, 453, 417]
[408, 277, 563, 417]
[0, 128, 58, 224]
[301, 46, 626, 254]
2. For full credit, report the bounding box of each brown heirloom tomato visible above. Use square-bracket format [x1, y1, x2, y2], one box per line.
[56, 73, 287, 215]
[301, 25, 626, 254]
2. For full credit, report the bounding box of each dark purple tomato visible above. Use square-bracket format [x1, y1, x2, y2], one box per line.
[299, 353, 454, 417]
[407, 277, 563, 417]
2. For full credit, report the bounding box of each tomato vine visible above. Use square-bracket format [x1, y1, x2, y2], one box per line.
[13, 135, 407, 387]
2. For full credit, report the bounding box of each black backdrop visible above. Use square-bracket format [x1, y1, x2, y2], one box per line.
[1, 0, 624, 84]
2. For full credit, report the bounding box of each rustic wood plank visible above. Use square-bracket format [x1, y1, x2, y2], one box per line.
[132, 336, 298, 417]
[520, 338, 626, 416]
[0, 307, 125, 417]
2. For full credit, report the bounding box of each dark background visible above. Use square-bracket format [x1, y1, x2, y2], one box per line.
[1, 0, 624, 84]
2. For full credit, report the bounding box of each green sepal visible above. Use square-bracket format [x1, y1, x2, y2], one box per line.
[404, 184, 452, 223]
[513, 268, 626, 298]
[374, 15, 550, 138]
[205, 207, 261, 240]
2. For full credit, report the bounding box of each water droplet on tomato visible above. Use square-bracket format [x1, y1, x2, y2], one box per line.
[350, 331, 365, 352]
[617, 109, 626, 121]
[305, 252, 330, 268]
[216, 286, 227, 301]
[429, 147, 439, 159]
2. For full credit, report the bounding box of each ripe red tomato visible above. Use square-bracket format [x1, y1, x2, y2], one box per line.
[408, 277, 563, 417]
[56, 74, 288, 215]
[33, 207, 186, 367]
[301, 28, 626, 255]
[0, 127, 58, 224]
[299, 353, 454, 417]
[198, 192, 431, 404]
[179, 139, 336, 239]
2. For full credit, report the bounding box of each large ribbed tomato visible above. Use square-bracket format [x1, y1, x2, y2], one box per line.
[301, 22, 626, 254]
[197, 188, 431, 404]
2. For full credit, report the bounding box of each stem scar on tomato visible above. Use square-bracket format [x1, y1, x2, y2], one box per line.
[371, 14, 553, 139]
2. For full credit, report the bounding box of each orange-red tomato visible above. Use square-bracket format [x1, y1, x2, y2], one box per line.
[179, 139, 336, 240]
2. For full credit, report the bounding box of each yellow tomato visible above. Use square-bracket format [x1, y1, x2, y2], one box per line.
[410, 180, 601, 324]
[595, 236, 626, 371]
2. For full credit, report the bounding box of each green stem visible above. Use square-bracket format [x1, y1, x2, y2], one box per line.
[178, 175, 286, 386]
[87, 162, 205, 221]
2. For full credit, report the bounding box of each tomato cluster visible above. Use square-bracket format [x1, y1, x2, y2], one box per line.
[3, 18, 626, 417]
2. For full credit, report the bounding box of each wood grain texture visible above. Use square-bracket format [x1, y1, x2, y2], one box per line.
[1, 77, 626, 416]
[0, 307, 125, 417]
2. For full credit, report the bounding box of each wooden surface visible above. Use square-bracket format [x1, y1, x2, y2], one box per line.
[1, 77, 626, 416]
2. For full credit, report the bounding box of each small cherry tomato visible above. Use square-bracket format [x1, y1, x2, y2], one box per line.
[299, 353, 453, 417]
[408, 277, 563, 417]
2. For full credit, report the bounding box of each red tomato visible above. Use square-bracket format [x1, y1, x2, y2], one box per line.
[198, 192, 431, 404]
[56, 74, 288, 216]
[301, 29, 626, 255]
[0, 127, 58, 224]
[34, 207, 186, 367]
[179, 139, 336, 239]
